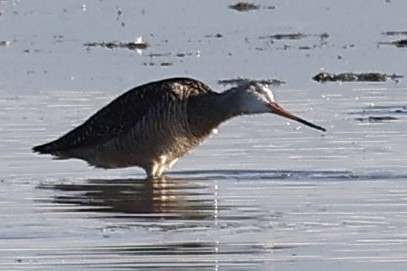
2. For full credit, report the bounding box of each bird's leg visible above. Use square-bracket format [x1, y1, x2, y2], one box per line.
[156, 155, 168, 176]
[166, 158, 178, 169]
[155, 164, 167, 178]
[146, 155, 179, 178]
[148, 155, 168, 178]
[148, 164, 159, 178]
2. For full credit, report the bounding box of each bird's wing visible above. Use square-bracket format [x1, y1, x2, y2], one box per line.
[33, 78, 212, 154]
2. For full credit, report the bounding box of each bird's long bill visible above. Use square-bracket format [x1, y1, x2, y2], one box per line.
[269, 102, 326, 132]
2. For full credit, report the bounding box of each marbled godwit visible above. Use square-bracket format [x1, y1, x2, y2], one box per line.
[33, 77, 325, 178]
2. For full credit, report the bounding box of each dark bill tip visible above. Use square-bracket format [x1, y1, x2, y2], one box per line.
[269, 102, 326, 132]
[295, 118, 326, 132]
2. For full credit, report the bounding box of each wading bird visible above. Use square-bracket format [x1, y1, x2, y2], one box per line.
[33, 77, 325, 178]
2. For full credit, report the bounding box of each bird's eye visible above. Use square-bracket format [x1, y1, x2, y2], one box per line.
[249, 85, 260, 93]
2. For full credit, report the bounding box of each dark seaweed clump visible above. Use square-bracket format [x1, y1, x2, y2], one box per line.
[313, 72, 403, 83]
[84, 40, 149, 51]
[382, 31, 407, 36]
[229, 2, 260, 12]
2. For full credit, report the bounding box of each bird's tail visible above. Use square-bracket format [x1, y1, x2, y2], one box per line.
[32, 140, 65, 156]
[33, 142, 52, 153]
[33, 137, 94, 161]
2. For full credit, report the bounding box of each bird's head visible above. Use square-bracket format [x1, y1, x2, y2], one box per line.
[231, 81, 326, 132]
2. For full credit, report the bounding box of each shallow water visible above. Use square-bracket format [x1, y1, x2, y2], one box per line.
[1, 0, 407, 270]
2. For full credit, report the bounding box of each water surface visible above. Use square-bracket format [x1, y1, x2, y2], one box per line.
[1, 0, 407, 270]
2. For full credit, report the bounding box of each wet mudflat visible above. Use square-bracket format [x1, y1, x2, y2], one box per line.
[1, 0, 407, 270]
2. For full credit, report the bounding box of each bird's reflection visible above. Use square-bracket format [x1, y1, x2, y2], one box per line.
[37, 176, 216, 220]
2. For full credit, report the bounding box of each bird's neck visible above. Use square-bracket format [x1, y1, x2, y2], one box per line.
[187, 90, 241, 138]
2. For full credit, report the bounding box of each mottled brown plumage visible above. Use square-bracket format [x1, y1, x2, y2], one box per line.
[33, 77, 325, 178]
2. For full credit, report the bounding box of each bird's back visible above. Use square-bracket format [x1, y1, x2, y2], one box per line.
[33, 77, 213, 163]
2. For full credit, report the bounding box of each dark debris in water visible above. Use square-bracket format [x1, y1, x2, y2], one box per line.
[313, 72, 403, 83]
[259, 32, 329, 41]
[229, 2, 259, 11]
[355, 116, 399, 122]
[143, 61, 173, 67]
[256, 32, 329, 51]
[382, 30, 407, 36]
[84, 40, 149, 51]
[159, 61, 173, 67]
[0, 40, 10, 47]
[218, 77, 285, 87]
[140, 50, 202, 67]
[229, 2, 275, 12]
[259, 33, 306, 40]
[204, 33, 223, 38]
[378, 39, 407, 48]
[379, 30, 407, 47]
[391, 39, 407, 48]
